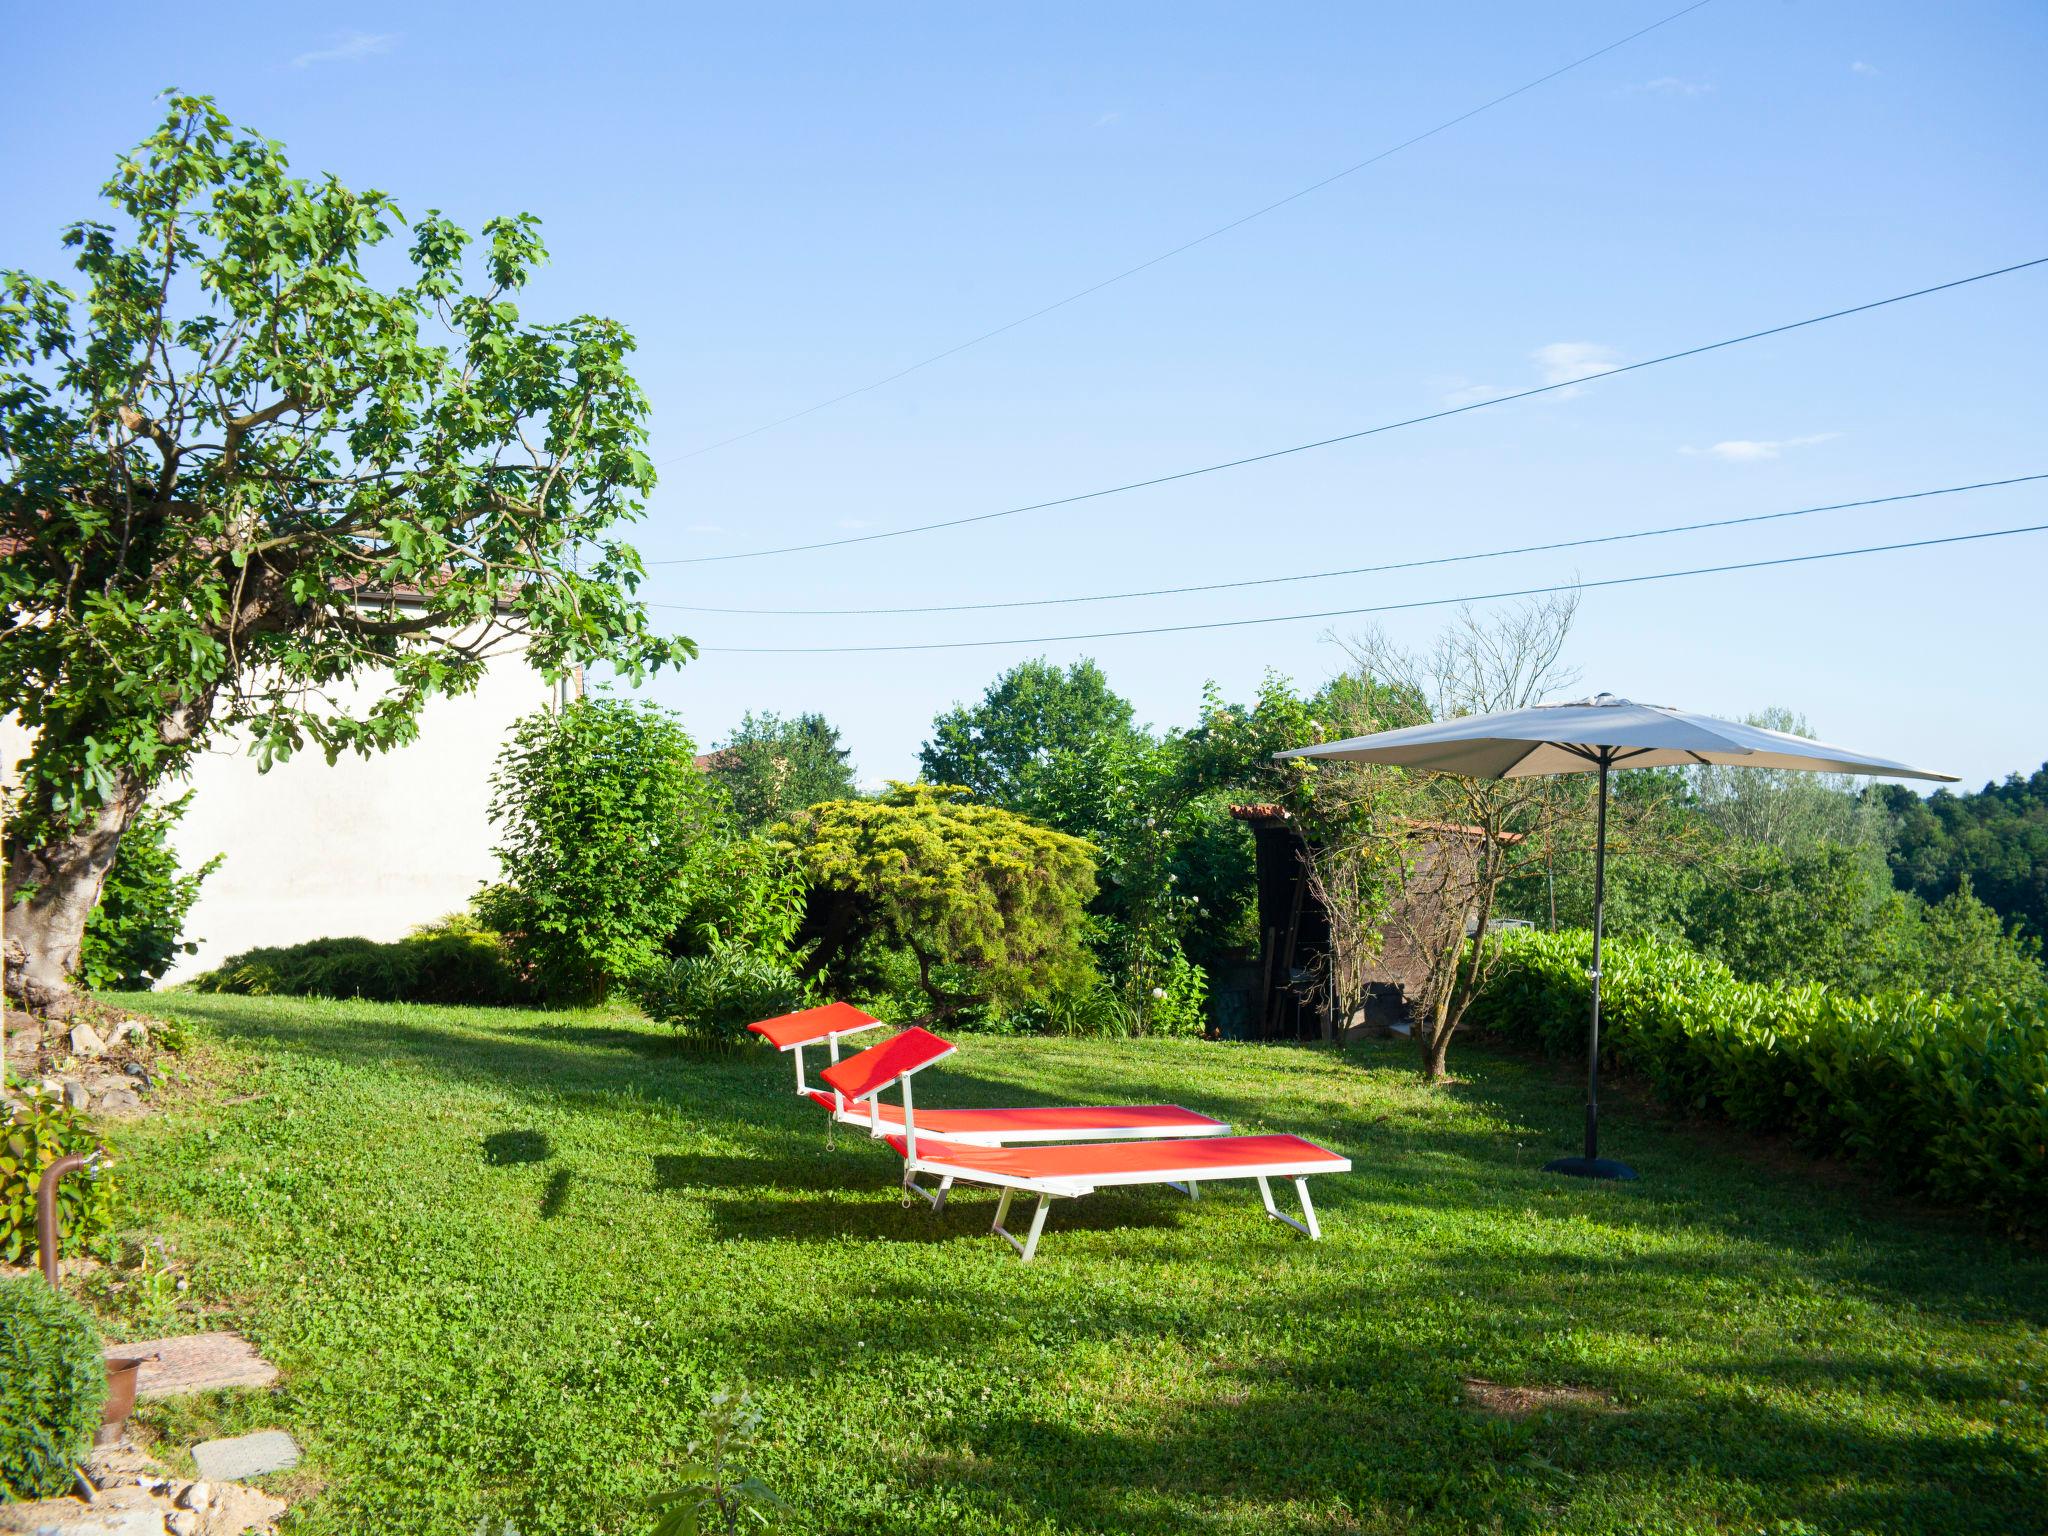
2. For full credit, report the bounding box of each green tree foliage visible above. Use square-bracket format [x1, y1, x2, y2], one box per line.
[920, 658, 1142, 816]
[0, 1277, 109, 1499]
[1878, 765, 2048, 942]
[77, 791, 220, 991]
[774, 784, 1096, 1020]
[481, 698, 724, 1002]
[0, 95, 690, 1017]
[702, 711, 857, 830]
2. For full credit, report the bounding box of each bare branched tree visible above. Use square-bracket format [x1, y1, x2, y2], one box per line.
[1331, 593, 1580, 1081]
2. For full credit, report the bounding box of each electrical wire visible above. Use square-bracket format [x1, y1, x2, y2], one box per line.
[665, 0, 1720, 463]
[688, 521, 2048, 653]
[650, 473, 2046, 615]
[654, 255, 2048, 565]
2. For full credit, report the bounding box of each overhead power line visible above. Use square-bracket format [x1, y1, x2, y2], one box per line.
[651, 473, 2046, 615]
[688, 522, 2048, 653]
[655, 255, 2048, 565]
[666, 0, 1720, 463]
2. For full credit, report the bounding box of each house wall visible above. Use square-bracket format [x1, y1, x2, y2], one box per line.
[2, 637, 555, 983]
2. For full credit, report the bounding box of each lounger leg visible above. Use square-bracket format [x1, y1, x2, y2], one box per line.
[1293, 1177, 1321, 1241]
[992, 1191, 1053, 1262]
[903, 1170, 952, 1212]
[1166, 1179, 1200, 1200]
[1257, 1174, 1321, 1240]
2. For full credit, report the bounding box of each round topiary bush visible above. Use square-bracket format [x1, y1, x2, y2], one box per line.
[0, 1278, 108, 1499]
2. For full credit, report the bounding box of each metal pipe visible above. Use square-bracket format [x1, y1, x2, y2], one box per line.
[37, 1151, 92, 1287]
[1584, 754, 1610, 1164]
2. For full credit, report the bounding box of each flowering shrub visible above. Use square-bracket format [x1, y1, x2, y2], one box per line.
[1470, 930, 2048, 1231]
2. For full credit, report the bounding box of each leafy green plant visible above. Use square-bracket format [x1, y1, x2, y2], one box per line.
[638, 945, 812, 1044]
[0, 93, 691, 1021]
[192, 915, 523, 1006]
[774, 784, 1097, 1021]
[0, 1277, 108, 1499]
[0, 1089, 114, 1265]
[640, 1387, 788, 1535]
[701, 712, 858, 831]
[78, 792, 222, 992]
[1471, 929, 2048, 1230]
[482, 698, 728, 1003]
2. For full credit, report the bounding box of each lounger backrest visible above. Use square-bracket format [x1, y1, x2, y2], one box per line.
[820, 1026, 955, 1104]
[747, 1001, 882, 1050]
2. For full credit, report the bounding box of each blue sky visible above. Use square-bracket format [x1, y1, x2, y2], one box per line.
[6, 2, 2044, 788]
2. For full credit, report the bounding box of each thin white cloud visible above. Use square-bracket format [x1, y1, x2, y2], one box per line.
[1850, 60, 1879, 77]
[1534, 341, 1623, 386]
[292, 31, 399, 68]
[836, 518, 877, 531]
[1628, 76, 1713, 97]
[1093, 111, 1122, 128]
[1440, 380, 1509, 408]
[1681, 432, 1841, 463]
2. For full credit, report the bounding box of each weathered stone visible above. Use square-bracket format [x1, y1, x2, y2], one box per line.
[62, 1079, 91, 1111]
[68, 1024, 107, 1058]
[123, 1333, 278, 1399]
[5, 1021, 43, 1056]
[189, 1432, 298, 1483]
[106, 1022, 148, 1051]
[96, 1087, 145, 1116]
[165, 1513, 198, 1536]
[123, 1062, 152, 1086]
[174, 1484, 208, 1511]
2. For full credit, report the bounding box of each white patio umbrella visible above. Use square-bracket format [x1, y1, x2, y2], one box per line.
[1278, 693, 1955, 1180]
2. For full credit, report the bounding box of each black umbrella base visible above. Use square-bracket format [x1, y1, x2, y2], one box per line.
[1543, 1155, 1638, 1181]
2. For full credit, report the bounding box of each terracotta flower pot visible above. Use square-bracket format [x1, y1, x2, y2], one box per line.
[97, 1355, 148, 1447]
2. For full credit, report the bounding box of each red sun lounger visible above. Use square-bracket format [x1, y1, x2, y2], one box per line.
[818, 1027, 1350, 1261]
[750, 1007, 1229, 1147]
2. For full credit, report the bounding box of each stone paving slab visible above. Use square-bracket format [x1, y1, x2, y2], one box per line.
[190, 1432, 300, 1484]
[107, 1332, 277, 1399]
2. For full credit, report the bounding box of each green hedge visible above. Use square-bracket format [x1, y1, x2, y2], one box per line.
[1469, 930, 2048, 1231]
[193, 915, 524, 1007]
[0, 1278, 108, 1499]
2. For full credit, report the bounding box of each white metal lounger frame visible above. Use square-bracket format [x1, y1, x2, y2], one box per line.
[766, 1016, 887, 1109]
[933, 1145, 1336, 1262]
[839, 1056, 1342, 1261]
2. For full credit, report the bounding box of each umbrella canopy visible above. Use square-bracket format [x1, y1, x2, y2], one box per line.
[1277, 692, 1954, 1181]
[1278, 693, 1957, 782]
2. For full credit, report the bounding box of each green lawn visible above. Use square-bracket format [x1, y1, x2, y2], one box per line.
[97, 992, 2047, 1535]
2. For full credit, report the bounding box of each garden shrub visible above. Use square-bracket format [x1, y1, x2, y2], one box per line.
[638, 943, 812, 1044]
[1470, 929, 2048, 1230]
[78, 791, 221, 991]
[1, 1089, 115, 1266]
[0, 1278, 108, 1499]
[193, 915, 522, 1006]
[483, 697, 728, 1002]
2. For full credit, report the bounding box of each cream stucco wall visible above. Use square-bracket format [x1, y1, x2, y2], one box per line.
[3, 636, 556, 983]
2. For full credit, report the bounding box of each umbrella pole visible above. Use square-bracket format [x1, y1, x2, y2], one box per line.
[1586, 756, 1608, 1162]
[1546, 751, 1636, 1181]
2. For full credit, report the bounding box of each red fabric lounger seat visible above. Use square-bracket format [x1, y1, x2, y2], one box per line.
[805, 1092, 1225, 1139]
[883, 1132, 1347, 1188]
[747, 1001, 884, 1051]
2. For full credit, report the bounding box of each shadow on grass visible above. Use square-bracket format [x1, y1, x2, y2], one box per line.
[482, 1128, 552, 1166]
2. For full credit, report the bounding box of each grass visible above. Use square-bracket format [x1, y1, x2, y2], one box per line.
[92, 990, 2048, 1535]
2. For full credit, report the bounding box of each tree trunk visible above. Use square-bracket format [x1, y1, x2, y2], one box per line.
[5, 773, 146, 1019]
[1420, 1021, 1453, 1083]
